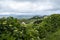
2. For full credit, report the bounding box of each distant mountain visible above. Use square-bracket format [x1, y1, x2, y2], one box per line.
[0, 15, 36, 19]
[0, 14, 46, 19]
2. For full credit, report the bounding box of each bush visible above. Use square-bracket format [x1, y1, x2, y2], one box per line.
[0, 14, 60, 40]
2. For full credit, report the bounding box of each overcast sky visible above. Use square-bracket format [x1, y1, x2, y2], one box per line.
[0, 0, 60, 15]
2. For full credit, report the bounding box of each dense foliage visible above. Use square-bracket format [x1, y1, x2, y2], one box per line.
[0, 14, 60, 40]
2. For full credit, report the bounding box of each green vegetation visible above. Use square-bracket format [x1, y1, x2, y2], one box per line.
[0, 14, 60, 40]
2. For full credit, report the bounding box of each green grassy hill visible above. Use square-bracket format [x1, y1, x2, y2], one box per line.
[44, 29, 60, 40]
[0, 14, 60, 40]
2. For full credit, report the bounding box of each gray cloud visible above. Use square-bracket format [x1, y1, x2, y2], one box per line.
[13, 0, 60, 10]
[14, 0, 36, 1]
[0, 0, 60, 15]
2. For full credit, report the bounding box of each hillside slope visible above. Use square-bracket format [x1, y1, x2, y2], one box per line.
[45, 29, 60, 40]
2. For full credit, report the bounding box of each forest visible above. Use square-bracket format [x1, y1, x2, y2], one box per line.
[0, 14, 60, 40]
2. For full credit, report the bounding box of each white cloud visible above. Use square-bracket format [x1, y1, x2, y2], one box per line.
[0, 12, 11, 15]
[0, 1, 32, 12]
[0, 0, 59, 15]
[0, 1, 53, 12]
[32, 2, 53, 11]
